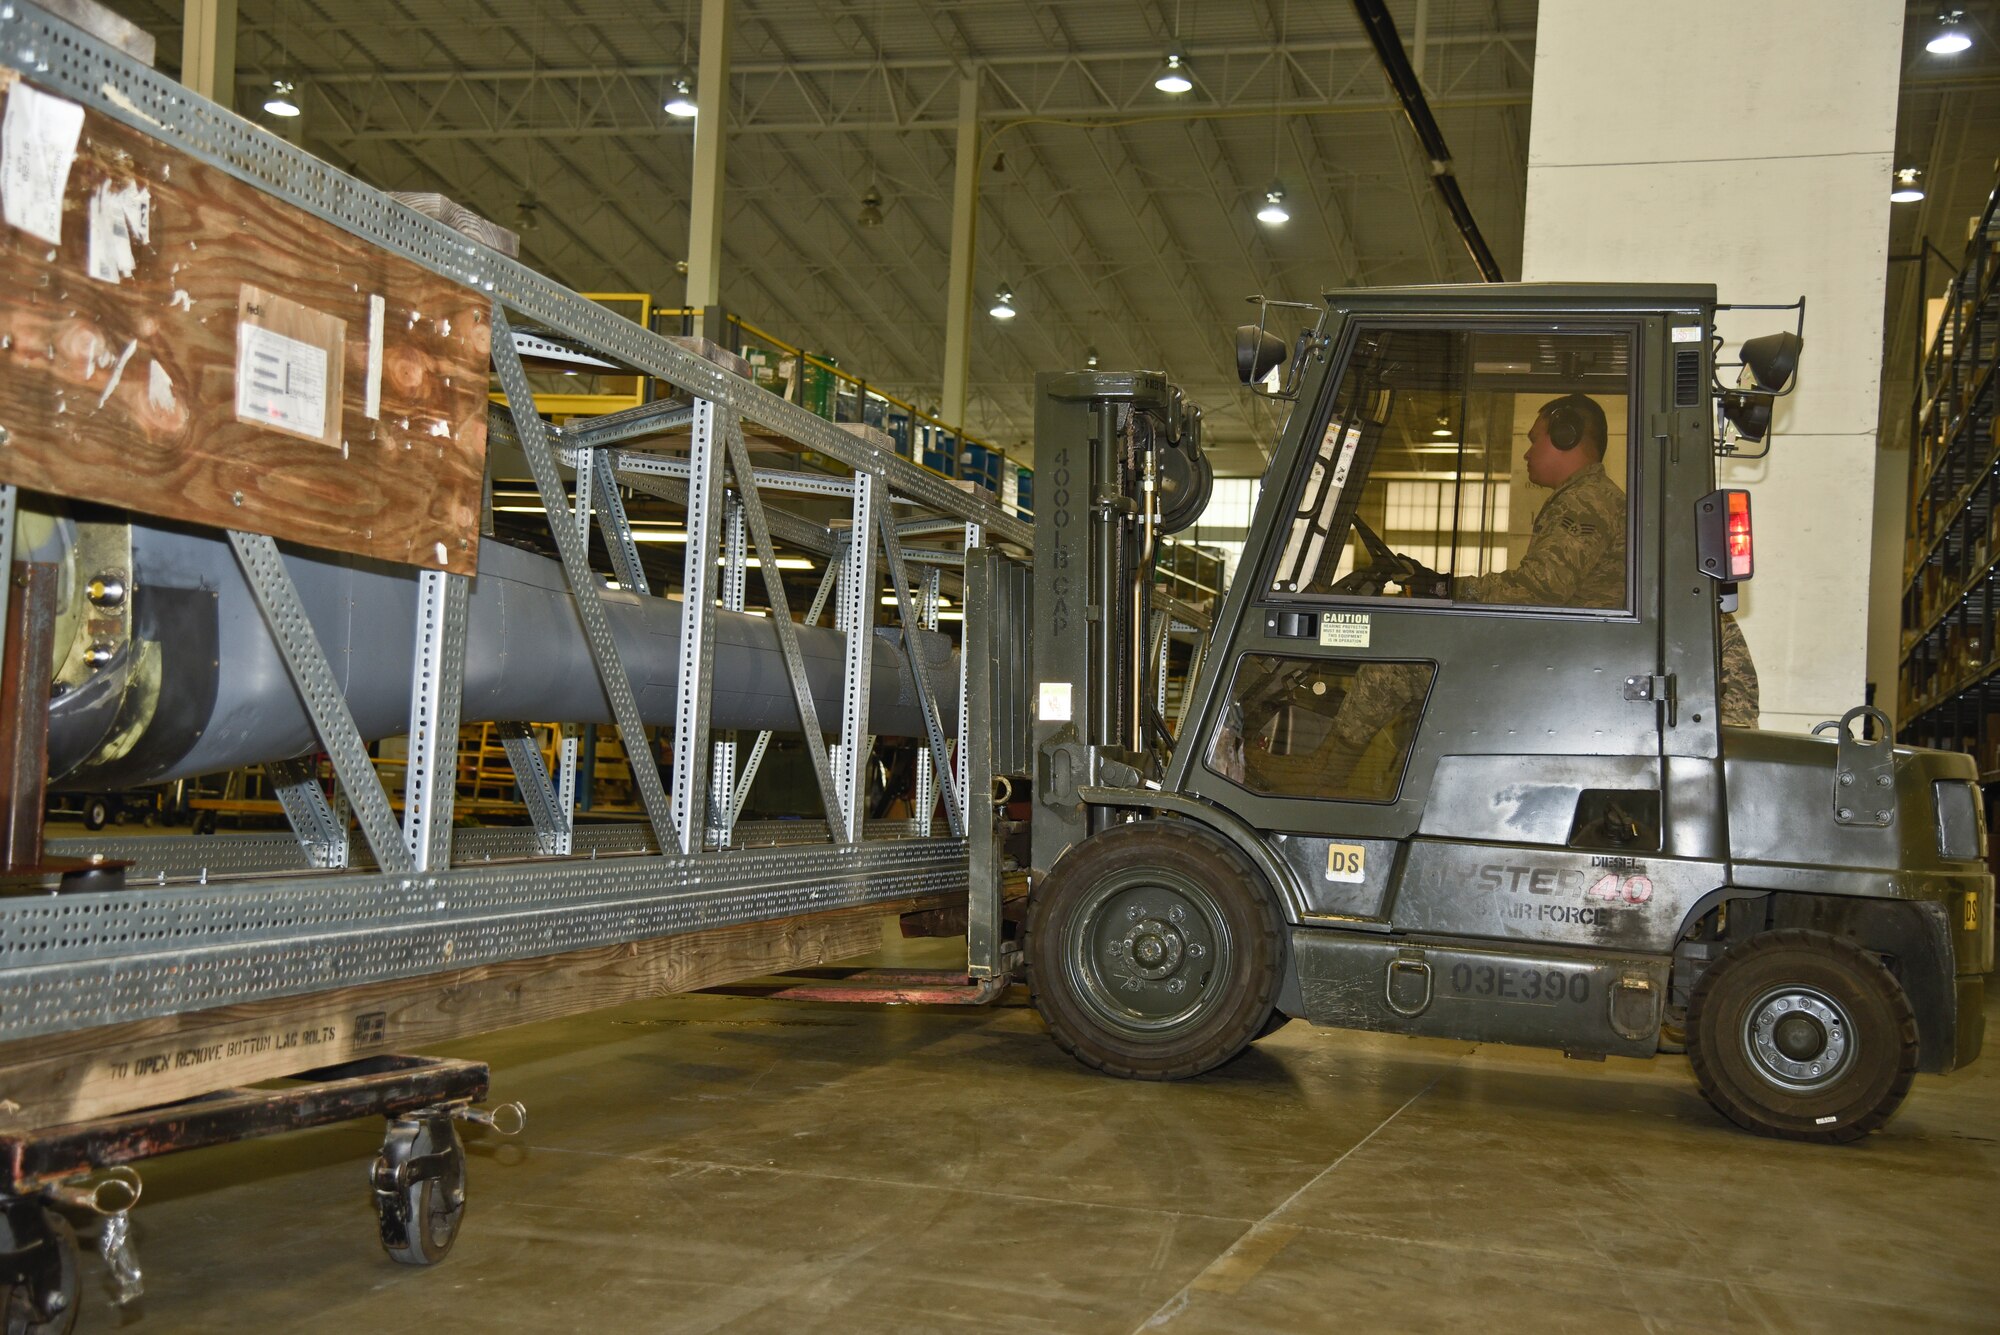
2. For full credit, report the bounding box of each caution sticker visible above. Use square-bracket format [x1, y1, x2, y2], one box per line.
[1319, 612, 1370, 649]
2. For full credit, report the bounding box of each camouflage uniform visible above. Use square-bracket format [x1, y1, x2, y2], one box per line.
[1319, 460, 1627, 782]
[1457, 460, 1627, 609]
[1719, 611, 1760, 727]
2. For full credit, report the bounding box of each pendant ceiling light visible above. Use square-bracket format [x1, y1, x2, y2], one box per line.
[1926, 10, 1972, 54]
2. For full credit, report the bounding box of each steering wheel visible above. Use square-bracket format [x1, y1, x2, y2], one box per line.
[1329, 514, 1446, 597]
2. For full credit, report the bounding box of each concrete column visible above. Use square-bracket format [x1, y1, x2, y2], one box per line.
[940, 75, 981, 429]
[181, 0, 237, 111]
[684, 0, 730, 341]
[1521, 0, 1903, 734]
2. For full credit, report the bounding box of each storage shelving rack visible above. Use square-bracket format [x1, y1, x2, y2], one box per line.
[1898, 180, 2000, 773]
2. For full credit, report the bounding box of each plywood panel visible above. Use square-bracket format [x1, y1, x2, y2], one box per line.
[0, 72, 490, 572]
[0, 897, 934, 1133]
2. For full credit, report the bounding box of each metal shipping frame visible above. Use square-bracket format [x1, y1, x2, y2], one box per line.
[0, 2, 1028, 1055]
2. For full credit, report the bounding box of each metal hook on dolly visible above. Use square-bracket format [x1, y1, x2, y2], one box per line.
[44, 1166, 145, 1305]
[452, 1100, 527, 1136]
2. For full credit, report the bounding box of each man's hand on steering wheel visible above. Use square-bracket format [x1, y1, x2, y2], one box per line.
[1397, 560, 1450, 599]
[1349, 515, 1450, 599]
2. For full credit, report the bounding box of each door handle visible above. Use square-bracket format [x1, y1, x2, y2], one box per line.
[1266, 611, 1319, 639]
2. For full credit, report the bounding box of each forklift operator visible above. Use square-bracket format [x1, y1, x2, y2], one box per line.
[1454, 393, 1624, 609]
[1304, 395, 1760, 796]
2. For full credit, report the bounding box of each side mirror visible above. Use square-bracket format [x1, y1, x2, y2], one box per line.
[1235, 325, 1287, 385]
[1739, 330, 1802, 394]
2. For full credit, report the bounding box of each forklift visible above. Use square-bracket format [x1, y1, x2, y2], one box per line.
[1026, 283, 1992, 1143]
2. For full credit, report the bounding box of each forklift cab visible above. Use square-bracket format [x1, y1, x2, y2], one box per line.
[1170, 288, 1724, 953]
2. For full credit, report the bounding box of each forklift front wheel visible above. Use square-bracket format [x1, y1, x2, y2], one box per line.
[1685, 929, 1918, 1144]
[1027, 820, 1284, 1080]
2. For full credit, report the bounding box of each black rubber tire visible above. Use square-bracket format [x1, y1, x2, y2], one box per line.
[1026, 820, 1284, 1080]
[82, 800, 108, 832]
[376, 1121, 466, 1266]
[2, 1210, 79, 1335]
[1686, 929, 1918, 1144]
[1254, 1009, 1294, 1040]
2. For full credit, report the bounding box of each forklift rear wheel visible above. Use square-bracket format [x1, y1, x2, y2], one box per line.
[1686, 929, 1918, 1144]
[0, 1207, 80, 1335]
[1027, 820, 1283, 1080]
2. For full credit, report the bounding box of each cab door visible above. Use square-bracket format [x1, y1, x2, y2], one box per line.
[1176, 318, 1666, 932]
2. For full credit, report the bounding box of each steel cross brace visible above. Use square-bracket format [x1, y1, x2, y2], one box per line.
[265, 756, 348, 870]
[591, 449, 650, 595]
[489, 304, 677, 851]
[732, 554, 842, 825]
[719, 416, 846, 840]
[912, 563, 943, 838]
[497, 722, 573, 856]
[226, 531, 413, 874]
[877, 509, 964, 838]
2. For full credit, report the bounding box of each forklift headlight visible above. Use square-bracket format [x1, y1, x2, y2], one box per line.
[1935, 780, 1986, 861]
[1739, 331, 1803, 395]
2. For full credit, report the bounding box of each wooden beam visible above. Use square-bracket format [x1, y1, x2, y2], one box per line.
[0, 895, 941, 1132]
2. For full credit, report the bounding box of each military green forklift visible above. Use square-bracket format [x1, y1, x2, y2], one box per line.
[1025, 283, 1993, 1143]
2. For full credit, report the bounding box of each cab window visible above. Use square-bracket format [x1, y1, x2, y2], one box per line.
[1207, 654, 1435, 802]
[1267, 326, 1633, 612]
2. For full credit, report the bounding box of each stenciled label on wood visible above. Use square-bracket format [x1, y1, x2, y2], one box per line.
[0, 73, 489, 572]
[0, 903, 901, 1131]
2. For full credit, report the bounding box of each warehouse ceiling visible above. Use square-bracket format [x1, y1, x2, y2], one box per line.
[1882, 1, 2000, 455]
[96, 1, 2000, 480]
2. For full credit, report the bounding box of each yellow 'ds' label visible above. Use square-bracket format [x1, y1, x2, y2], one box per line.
[1326, 843, 1366, 884]
[1967, 891, 1981, 932]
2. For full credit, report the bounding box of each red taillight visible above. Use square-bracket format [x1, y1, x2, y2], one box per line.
[1726, 491, 1752, 578]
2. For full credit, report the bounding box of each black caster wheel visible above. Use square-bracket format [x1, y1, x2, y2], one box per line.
[0, 1202, 80, 1335]
[371, 1116, 466, 1266]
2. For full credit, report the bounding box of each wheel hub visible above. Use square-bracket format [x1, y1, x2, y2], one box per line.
[1743, 986, 1852, 1091]
[1068, 878, 1226, 1033]
[1123, 917, 1186, 980]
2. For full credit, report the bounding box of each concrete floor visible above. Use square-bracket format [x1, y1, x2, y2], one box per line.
[60, 931, 2000, 1334]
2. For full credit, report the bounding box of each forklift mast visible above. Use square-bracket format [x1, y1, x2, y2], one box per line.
[1030, 370, 1207, 875]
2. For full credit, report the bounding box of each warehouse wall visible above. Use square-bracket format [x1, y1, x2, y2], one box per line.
[1520, 0, 1905, 734]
